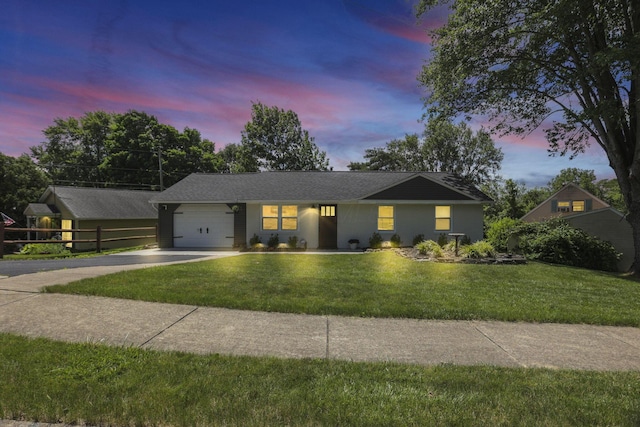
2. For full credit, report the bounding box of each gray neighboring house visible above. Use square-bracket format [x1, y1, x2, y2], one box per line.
[24, 186, 158, 250]
[151, 171, 492, 250]
[521, 183, 633, 272]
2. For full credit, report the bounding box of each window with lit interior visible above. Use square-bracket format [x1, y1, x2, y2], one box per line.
[435, 206, 451, 231]
[378, 206, 394, 231]
[262, 205, 298, 230]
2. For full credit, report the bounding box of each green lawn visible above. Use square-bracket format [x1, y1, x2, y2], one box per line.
[45, 251, 640, 326]
[2, 334, 640, 426]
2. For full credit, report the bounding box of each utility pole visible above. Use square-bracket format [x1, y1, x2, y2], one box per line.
[157, 145, 164, 191]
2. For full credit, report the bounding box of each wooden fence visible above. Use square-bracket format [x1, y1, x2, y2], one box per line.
[0, 222, 157, 258]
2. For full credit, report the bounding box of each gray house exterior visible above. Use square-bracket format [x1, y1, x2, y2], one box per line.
[151, 171, 492, 250]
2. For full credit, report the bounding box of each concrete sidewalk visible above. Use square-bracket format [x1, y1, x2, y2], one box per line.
[1, 253, 640, 371]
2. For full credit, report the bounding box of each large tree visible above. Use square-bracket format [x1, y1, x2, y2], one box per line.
[0, 153, 50, 226]
[31, 110, 223, 189]
[348, 120, 503, 185]
[239, 102, 331, 171]
[417, 0, 640, 272]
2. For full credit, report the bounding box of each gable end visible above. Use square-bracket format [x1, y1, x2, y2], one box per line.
[364, 176, 473, 201]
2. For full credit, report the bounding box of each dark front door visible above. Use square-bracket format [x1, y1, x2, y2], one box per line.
[318, 204, 337, 249]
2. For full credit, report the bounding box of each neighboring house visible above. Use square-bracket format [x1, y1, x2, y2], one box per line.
[24, 186, 158, 250]
[521, 183, 633, 272]
[151, 171, 492, 250]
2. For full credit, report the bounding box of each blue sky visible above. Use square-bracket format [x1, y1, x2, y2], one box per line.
[1, 0, 613, 186]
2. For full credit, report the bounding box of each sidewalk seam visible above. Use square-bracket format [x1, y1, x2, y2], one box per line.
[473, 323, 523, 367]
[0, 292, 39, 307]
[139, 306, 199, 348]
[325, 317, 330, 359]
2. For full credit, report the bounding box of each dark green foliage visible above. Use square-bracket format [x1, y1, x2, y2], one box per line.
[486, 217, 523, 252]
[240, 102, 330, 172]
[488, 219, 620, 271]
[368, 232, 383, 249]
[437, 233, 448, 247]
[412, 234, 425, 246]
[249, 233, 262, 246]
[267, 234, 279, 248]
[390, 233, 402, 248]
[30, 110, 223, 189]
[0, 153, 50, 226]
[287, 235, 298, 249]
[349, 121, 503, 186]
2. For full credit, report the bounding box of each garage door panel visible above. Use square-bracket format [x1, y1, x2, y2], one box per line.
[174, 204, 234, 248]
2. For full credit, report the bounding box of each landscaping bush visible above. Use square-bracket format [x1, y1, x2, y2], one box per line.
[437, 233, 449, 247]
[412, 234, 425, 246]
[390, 233, 402, 248]
[19, 243, 70, 256]
[518, 222, 620, 271]
[461, 241, 496, 259]
[486, 217, 522, 252]
[369, 232, 383, 249]
[488, 218, 620, 271]
[415, 240, 444, 258]
[287, 235, 298, 249]
[267, 234, 279, 248]
[249, 233, 262, 246]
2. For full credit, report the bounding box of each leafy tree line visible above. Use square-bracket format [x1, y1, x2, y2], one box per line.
[484, 168, 625, 226]
[348, 119, 503, 186]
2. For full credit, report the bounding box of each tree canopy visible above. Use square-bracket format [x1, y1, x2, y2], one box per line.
[0, 153, 50, 226]
[348, 119, 503, 185]
[417, 0, 640, 271]
[239, 102, 331, 172]
[31, 110, 223, 190]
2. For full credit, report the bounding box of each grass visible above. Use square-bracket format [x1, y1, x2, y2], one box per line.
[46, 251, 640, 326]
[2, 333, 640, 426]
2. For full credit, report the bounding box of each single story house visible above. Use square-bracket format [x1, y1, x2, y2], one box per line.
[150, 171, 492, 250]
[521, 183, 633, 271]
[24, 186, 158, 250]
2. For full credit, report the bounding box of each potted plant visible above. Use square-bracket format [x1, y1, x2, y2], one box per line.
[348, 238, 359, 250]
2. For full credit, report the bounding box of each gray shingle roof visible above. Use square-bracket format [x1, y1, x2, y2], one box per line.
[151, 172, 492, 203]
[42, 186, 159, 220]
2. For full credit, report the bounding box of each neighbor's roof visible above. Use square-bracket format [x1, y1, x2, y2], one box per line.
[38, 186, 158, 220]
[151, 171, 492, 204]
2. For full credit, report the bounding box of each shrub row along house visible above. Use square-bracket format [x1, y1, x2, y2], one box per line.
[150, 171, 492, 250]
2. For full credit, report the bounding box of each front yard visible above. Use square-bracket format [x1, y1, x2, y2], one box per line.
[46, 251, 640, 326]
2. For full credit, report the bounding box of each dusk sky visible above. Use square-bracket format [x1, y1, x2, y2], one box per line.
[2, 0, 613, 187]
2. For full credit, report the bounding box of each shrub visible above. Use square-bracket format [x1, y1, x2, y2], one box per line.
[267, 234, 279, 248]
[461, 241, 496, 259]
[390, 233, 402, 248]
[437, 233, 449, 247]
[486, 217, 523, 252]
[19, 243, 70, 255]
[412, 234, 425, 246]
[287, 235, 298, 249]
[249, 233, 262, 246]
[369, 232, 383, 249]
[518, 222, 620, 271]
[415, 240, 444, 258]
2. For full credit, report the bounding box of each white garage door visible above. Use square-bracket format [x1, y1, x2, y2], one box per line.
[173, 204, 235, 248]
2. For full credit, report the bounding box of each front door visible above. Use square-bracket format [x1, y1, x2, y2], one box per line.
[318, 204, 337, 249]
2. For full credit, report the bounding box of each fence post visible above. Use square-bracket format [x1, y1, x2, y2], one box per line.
[96, 226, 102, 253]
[0, 221, 4, 259]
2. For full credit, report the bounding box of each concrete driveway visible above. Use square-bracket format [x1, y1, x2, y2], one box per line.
[0, 248, 237, 278]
